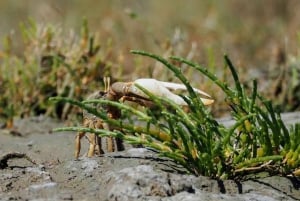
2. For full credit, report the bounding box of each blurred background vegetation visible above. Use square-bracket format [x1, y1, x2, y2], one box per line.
[1, 0, 300, 126]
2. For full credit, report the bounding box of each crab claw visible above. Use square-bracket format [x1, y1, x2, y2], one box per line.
[130, 78, 214, 106]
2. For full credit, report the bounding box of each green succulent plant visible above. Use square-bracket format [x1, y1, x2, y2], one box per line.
[51, 50, 300, 179]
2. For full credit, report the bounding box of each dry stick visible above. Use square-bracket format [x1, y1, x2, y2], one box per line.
[62, 82, 76, 120]
[0, 152, 36, 169]
[234, 160, 274, 174]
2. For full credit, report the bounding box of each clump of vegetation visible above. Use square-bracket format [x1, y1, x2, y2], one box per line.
[2, 17, 300, 128]
[0, 18, 119, 126]
[52, 50, 300, 179]
[0, 19, 216, 127]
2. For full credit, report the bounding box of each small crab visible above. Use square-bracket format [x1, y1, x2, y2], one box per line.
[75, 77, 214, 159]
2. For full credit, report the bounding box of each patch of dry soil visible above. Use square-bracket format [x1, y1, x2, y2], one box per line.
[0, 116, 299, 201]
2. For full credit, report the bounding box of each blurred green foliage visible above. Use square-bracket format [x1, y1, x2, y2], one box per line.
[1, 1, 300, 125]
[0, 19, 121, 124]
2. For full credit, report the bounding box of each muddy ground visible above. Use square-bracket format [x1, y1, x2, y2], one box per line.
[0, 116, 300, 201]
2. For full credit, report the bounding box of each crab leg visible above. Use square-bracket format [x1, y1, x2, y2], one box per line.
[75, 132, 84, 159]
[94, 119, 104, 155]
[75, 118, 90, 159]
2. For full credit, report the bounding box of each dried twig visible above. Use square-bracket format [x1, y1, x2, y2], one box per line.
[0, 152, 36, 169]
[234, 160, 274, 174]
